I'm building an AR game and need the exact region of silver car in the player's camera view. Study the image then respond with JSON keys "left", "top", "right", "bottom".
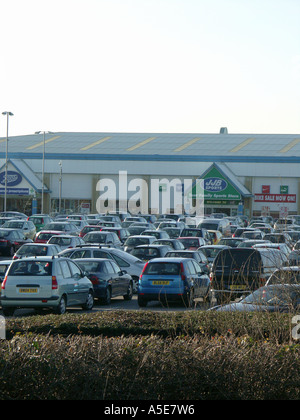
{"left": 0, "top": 256, "right": 94, "bottom": 316}
{"left": 59, "top": 246, "right": 145, "bottom": 292}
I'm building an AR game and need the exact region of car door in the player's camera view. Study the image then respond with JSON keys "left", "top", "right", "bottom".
{"left": 106, "top": 260, "right": 122, "bottom": 297}
{"left": 192, "top": 260, "right": 210, "bottom": 297}
{"left": 68, "top": 260, "right": 88, "bottom": 304}
{"left": 58, "top": 260, "right": 76, "bottom": 306}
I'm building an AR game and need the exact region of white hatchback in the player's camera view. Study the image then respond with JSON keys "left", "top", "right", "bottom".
{"left": 0, "top": 256, "right": 94, "bottom": 316}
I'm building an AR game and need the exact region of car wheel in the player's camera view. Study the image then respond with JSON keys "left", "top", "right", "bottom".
{"left": 103, "top": 287, "right": 111, "bottom": 305}
{"left": 55, "top": 296, "right": 67, "bottom": 315}
{"left": 82, "top": 290, "right": 94, "bottom": 310}
{"left": 123, "top": 282, "right": 133, "bottom": 301}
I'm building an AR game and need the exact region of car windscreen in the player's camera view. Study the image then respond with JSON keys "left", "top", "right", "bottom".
{"left": 144, "top": 262, "right": 181, "bottom": 275}
{"left": 125, "top": 237, "right": 150, "bottom": 246}
{"left": 8, "top": 261, "right": 52, "bottom": 276}
{"left": 131, "top": 248, "right": 160, "bottom": 259}
{"left": 198, "top": 223, "right": 218, "bottom": 230}
{"left": 84, "top": 233, "right": 108, "bottom": 242}
{"left": 50, "top": 237, "right": 72, "bottom": 246}
{"left": 179, "top": 238, "right": 200, "bottom": 248}
{"left": 214, "top": 250, "right": 260, "bottom": 271}
{"left": 17, "top": 245, "right": 48, "bottom": 256}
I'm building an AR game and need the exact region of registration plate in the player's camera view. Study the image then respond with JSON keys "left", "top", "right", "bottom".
{"left": 152, "top": 281, "right": 170, "bottom": 285}
{"left": 229, "top": 285, "right": 247, "bottom": 290}
{"left": 19, "top": 288, "right": 38, "bottom": 293}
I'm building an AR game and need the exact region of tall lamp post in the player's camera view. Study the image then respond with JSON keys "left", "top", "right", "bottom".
{"left": 2, "top": 112, "right": 14, "bottom": 212}
{"left": 35, "top": 131, "right": 53, "bottom": 214}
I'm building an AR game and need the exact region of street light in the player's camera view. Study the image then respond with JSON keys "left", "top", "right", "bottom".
{"left": 58, "top": 160, "right": 62, "bottom": 213}
{"left": 35, "top": 131, "right": 53, "bottom": 214}
{"left": 2, "top": 111, "right": 14, "bottom": 212}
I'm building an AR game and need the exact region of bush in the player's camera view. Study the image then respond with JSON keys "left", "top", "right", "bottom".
{"left": 0, "top": 311, "right": 299, "bottom": 399}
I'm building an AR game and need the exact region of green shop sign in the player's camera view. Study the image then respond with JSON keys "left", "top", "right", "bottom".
{"left": 187, "top": 166, "right": 241, "bottom": 203}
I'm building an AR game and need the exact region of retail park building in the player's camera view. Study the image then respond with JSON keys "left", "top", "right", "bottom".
{"left": 1, "top": 128, "right": 300, "bottom": 218}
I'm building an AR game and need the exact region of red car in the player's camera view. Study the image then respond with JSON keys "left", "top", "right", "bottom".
{"left": 35, "top": 230, "right": 65, "bottom": 244}
{"left": 178, "top": 236, "right": 206, "bottom": 250}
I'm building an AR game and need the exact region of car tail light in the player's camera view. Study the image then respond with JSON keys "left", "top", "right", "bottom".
{"left": 1, "top": 275, "right": 7, "bottom": 290}
{"left": 180, "top": 262, "right": 186, "bottom": 281}
{"left": 139, "top": 262, "right": 148, "bottom": 281}
{"left": 89, "top": 275, "right": 100, "bottom": 285}
{"left": 209, "top": 272, "right": 213, "bottom": 282}
{"left": 52, "top": 276, "right": 58, "bottom": 290}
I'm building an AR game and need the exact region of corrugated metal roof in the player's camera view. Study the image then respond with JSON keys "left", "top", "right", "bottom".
{"left": 1, "top": 132, "right": 300, "bottom": 162}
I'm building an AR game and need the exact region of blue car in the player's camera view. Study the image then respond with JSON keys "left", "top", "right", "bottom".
{"left": 137, "top": 257, "right": 211, "bottom": 308}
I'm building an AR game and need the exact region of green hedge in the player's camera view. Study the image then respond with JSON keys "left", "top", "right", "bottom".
{"left": 0, "top": 311, "right": 299, "bottom": 400}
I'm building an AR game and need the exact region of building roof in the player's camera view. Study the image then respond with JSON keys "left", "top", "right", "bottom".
{"left": 1, "top": 131, "right": 300, "bottom": 163}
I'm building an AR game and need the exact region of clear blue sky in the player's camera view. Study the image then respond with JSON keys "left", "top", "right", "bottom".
{"left": 1, "top": 0, "right": 299, "bottom": 136}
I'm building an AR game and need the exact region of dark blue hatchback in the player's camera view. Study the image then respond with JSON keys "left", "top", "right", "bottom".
{"left": 137, "top": 257, "right": 211, "bottom": 307}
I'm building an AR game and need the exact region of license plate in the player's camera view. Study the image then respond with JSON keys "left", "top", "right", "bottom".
{"left": 152, "top": 281, "right": 170, "bottom": 285}
{"left": 229, "top": 285, "right": 247, "bottom": 290}
{"left": 19, "top": 288, "right": 38, "bottom": 293}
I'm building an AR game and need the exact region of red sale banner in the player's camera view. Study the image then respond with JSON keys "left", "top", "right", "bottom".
{"left": 254, "top": 194, "right": 296, "bottom": 203}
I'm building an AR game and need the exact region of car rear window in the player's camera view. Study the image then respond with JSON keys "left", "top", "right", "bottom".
{"left": 8, "top": 261, "right": 52, "bottom": 276}
{"left": 131, "top": 248, "right": 160, "bottom": 259}
{"left": 18, "top": 245, "right": 48, "bottom": 256}
{"left": 144, "top": 262, "right": 181, "bottom": 275}
{"left": 214, "top": 249, "right": 261, "bottom": 270}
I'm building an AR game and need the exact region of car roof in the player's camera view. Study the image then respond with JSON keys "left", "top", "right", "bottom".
{"left": 147, "top": 257, "right": 194, "bottom": 263}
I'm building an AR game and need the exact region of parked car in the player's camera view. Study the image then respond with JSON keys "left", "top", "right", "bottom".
{"left": 2, "top": 219, "right": 36, "bottom": 240}
{"left": 252, "top": 243, "right": 292, "bottom": 258}
{"left": 74, "top": 258, "right": 133, "bottom": 304}
{"left": 47, "top": 235, "right": 85, "bottom": 250}
{"left": 130, "top": 244, "right": 173, "bottom": 261}
{"left": 178, "top": 237, "right": 206, "bottom": 250}
{"left": 288, "top": 251, "right": 300, "bottom": 266}
{"left": 207, "top": 230, "right": 223, "bottom": 245}
{"left": 0, "top": 228, "right": 33, "bottom": 256}
{"left": 210, "top": 247, "right": 288, "bottom": 304}
{"left": 0, "top": 211, "right": 27, "bottom": 219}
{"left": 83, "top": 231, "right": 122, "bottom": 248}
{"left": 35, "top": 230, "right": 66, "bottom": 244}
{"left": 218, "top": 237, "right": 246, "bottom": 248}
{"left": 43, "top": 222, "right": 80, "bottom": 236}
{"left": 152, "top": 239, "right": 185, "bottom": 250}
{"left": 197, "top": 218, "right": 231, "bottom": 237}
{"left": 180, "top": 228, "right": 211, "bottom": 244}
{"left": 123, "top": 235, "right": 156, "bottom": 253}
{"left": 28, "top": 214, "right": 53, "bottom": 232}
{"left": 141, "top": 230, "right": 170, "bottom": 240}
{"left": 127, "top": 226, "right": 147, "bottom": 236}
{"left": 263, "top": 232, "right": 293, "bottom": 247}
{"left": 59, "top": 245, "right": 145, "bottom": 292}
{"left": 266, "top": 266, "right": 300, "bottom": 285}
{"left": 165, "top": 249, "right": 210, "bottom": 274}
{"left": 99, "top": 227, "right": 131, "bottom": 244}
{"left": 79, "top": 225, "right": 105, "bottom": 238}
{"left": 240, "top": 230, "right": 265, "bottom": 240}
{"left": 13, "top": 243, "right": 62, "bottom": 259}
{"left": 0, "top": 256, "right": 94, "bottom": 316}
{"left": 199, "top": 245, "right": 231, "bottom": 265}
{"left": 137, "top": 257, "right": 211, "bottom": 307}
{"left": 161, "top": 227, "right": 183, "bottom": 239}
{"left": 210, "top": 285, "right": 300, "bottom": 312}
